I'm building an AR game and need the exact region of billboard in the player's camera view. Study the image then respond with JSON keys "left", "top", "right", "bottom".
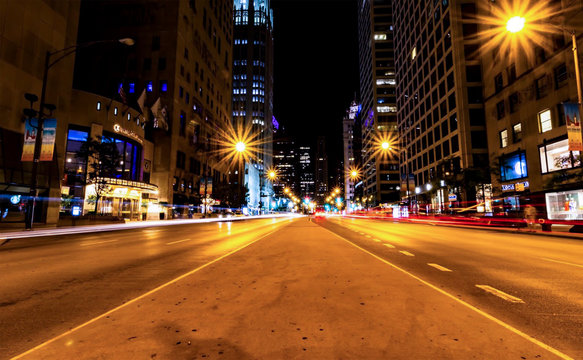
{"left": 564, "top": 102, "right": 582, "bottom": 151}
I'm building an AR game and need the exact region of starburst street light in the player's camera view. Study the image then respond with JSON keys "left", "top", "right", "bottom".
{"left": 506, "top": 16, "right": 525, "bottom": 33}
{"left": 235, "top": 141, "right": 246, "bottom": 153}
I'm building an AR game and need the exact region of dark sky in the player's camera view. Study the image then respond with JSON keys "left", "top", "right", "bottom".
{"left": 271, "top": 0, "right": 359, "bottom": 172}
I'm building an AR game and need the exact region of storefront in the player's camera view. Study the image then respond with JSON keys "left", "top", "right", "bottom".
{"left": 84, "top": 177, "right": 159, "bottom": 220}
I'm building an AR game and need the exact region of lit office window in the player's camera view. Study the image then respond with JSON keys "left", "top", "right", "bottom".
{"left": 96, "top": 101, "right": 101, "bottom": 111}
{"left": 539, "top": 109, "right": 552, "bottom": 133}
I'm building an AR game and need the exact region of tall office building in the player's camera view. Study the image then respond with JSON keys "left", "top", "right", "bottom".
{"left": 343, "top": 101, "right": 360, "bottom": 210}
{"left": 273, "top": 136, "right": 296, "bottom": 196}
{"left": 393, "top": 0, "right": 489, "bottom": 212}
{"left": 315, "top": 136, "right": 328, "bottom": 201}
{"left": 357, "top": 0, "right": 400, "bottom": 206}
{"left": 74, "top": 0, "right": 234, "bottom": 217}
{"left": 298, "top": 145, "right": 315, "bottom": 200}
{"left": 0, "top": 1, "right": 81, "bottom": 226}
{"left": 233, "top": 0, "right": 274, "bottom": 213}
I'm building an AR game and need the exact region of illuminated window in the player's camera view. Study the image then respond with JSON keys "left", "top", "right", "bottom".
{"left": 538, "top": 109, "right": 552, "bottom": 133}
{"left": 377, "top": 105, "right": 397, "bottom": 113}
{"left": 374, "top": 33, "right": 387, "bottom": 41}
{"left": 147, "top": 81, "right": 153, "bottom": 92}
{"left": 499, "top": 129, "right": 508, "bottom": 148}
{"left": 114, "top": 107, "right": 118, "bottom": 116}
{"left": 411, "top": 47, "right": 417, "bottom": 60}
{"left": 540, "top": 138, "right": 581, "bottom": 173}
{"left": 96, "top": 101, "right": 101, "bottom": 111}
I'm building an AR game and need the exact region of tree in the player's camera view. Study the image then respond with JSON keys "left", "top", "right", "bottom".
{"left": 213, "top": 181, "right": 248, "bottom": 209}
{"left": 76, "top": 137, "right": 122, "bottom": 215}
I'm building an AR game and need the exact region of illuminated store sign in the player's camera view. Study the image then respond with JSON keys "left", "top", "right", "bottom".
{"left": 113, "top": 124, "right": 143, "bottom": 144}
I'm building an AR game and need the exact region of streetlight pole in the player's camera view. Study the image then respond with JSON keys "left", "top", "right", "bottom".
{"left": 572, "top": 32, "right": 583, "bottom": 111}
{"left": 24, "top": 38, "right": 134, "bottom": 230}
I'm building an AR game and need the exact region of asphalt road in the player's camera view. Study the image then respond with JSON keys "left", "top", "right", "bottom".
{"left": 319, "top": 215, "right": 583, "bottom": 358}
{"left": 0, "top": 217, "right": 293, "bottom": 359}
{"left": 2, "top": 215, "right": 582, "bottom": 359}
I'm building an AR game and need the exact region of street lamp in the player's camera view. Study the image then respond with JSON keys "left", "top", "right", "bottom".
{"left": 25, "top": 38, "right": 134, "bottom": 230}
{"left": 506, "top": 16, "right": 525, "bottom": 33}
{"left": 381, "top": 141, "right": 390, "bottom": 150}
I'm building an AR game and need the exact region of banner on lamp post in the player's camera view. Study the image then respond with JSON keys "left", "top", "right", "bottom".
{"left": 21, "top": 119, "right": 38, "bottom": 161}
{"left": 40, "top": 118, "right": 56, "bottom": 161}
{"left": 199, "top": 177, "right": 212, "bottom": 196}
{"left": 564, "top": 103, "right": 583, "bottom": 151}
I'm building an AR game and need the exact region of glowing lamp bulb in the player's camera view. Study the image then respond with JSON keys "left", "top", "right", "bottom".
{"left": 235, "top": 141, "right": 246, "bottom": 152}
{"left": 351, "top": 171, "right": 358, "bottom": 177}
{"left": 381, "top": 142, "right": 390, "bottom": 150}
{"left": 506, "top": 16, "right": 525, "bottom": 33}
{"left": 269, "top": 171, "right": 276, "bottom": 178}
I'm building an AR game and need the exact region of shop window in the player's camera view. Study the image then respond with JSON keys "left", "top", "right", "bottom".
{"left": 546, "top": 190, "right": 583, "bottom": 220}
{"left": 538, "top": 109, "right": 552, "bottom": 133}
{"left": 539, "top": 138, "right": 581, "bottom": 173}
{"left": 500, "top": 151, "right": 527, "bottom": 181}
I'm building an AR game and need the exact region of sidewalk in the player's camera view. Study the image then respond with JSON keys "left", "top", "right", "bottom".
{"left": 13, "top": 218, "right": 570, "bottom": 359}
{"left": 0, "top": 214, "right": 300, "bottom": 241}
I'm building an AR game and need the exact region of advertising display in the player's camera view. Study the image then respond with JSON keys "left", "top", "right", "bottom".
{"left": 564, "top": 102, "right": 582, "bottom": 151}
{"left": 21, "top": 119, "right": 38, "bottom": 161}
{"left": 40, "top": 118, "right": 57, "bottom": 161}
{"left": 546, "top": 189, "right": 583, "bottom": 220}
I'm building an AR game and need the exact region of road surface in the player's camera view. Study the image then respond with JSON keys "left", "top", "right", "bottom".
{"left": 1, "top": 215, "right": 581, "bottom": 359}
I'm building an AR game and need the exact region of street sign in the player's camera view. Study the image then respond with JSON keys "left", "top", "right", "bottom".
{"left": 448, "top": 194, "right": 457, "bottom": 201}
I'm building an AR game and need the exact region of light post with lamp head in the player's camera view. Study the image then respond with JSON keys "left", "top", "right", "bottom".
{"left": 24, "top": 38, "right": 134, "bottom": 230}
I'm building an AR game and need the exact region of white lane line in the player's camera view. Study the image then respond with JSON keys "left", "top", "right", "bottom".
{"left": 427, "top": 263, "right": 452, "bottom": 272}
{"left": 541, "top": 257, "right": 583, "bottom": 269}
{"left": 373, "top": 238, "right": 382, "bottom": 243}
{"left": 80, "top": 239, "right": 118, "bottom": 247}
{"left": 399, "top": 250, "right": 415, "bottom": 256}
{"left": 476, "top": 285, "right": 525, "bottom": 304}
{"left": 383, "top": 243, "right": 395, "bottom": 248}
{"left": 365, "top": 235, "right": 372, "bottom": 238}
{"left": 359, "top": 232, "right": 365, "bottom": 235}
{"left": 166, "top": 238, "right": 192, "bottom": 245}
{"left": 11, "top": 226, "right": 284, "bottom": 360}
{"left": 321, "top": 228, "right": 573, "bottom": 360}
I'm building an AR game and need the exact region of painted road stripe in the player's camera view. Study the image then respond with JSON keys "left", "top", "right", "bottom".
{"left": 541, "top": 257, "right": 583, "bottom": 269}
{"left": 321, "top": 227, "right": 574, "bottom": 360}
{"left": 383, "top": 243, "right": 395, "bottom": 248}
{"left": 476, "top": 285, "right": 525, "bottom": 304}
{"left": 373, "top": 238, "right": 382, "bottom": 242}
{"left": 399, "top": 250, "right": 414, "bottom": 256}
{"left": 80, "top": 239, "right": 118, "bottom": 247}
{"left": 11, "top": 226, "right": 285, "bottom": 360}
{"left": 166, "top": 238, "right": 193, "bottom": 245}
{"left": 427, "top": 263, "right": 452, "bottom": 272}
{"left": 365, "top": 235, "right": 372, "bottom": 238}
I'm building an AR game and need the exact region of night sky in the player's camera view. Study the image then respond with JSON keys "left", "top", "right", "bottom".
{"left": 271, "top": 0, "right": 359, "bottom": 173}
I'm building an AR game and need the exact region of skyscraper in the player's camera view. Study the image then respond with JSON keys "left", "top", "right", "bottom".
{"left": 273, "top": 135, "right": 296, "bottom": 197}
{"left": 393, "top": 0, "right": 489, "bottom": 213}
{"left": 298, "top": 145, "right": 315, "bottom": 200}
{"left": 358, "top": 0, "right": 400, "bottom": 207}
{"left": 233, "top": 0, "right": 274, "bottom": 213}
{"left": 343, "top": 101, "right": 360, "bottom": 210}
{"left": 315, "top": 136, "right": 328, "bottom": 201}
